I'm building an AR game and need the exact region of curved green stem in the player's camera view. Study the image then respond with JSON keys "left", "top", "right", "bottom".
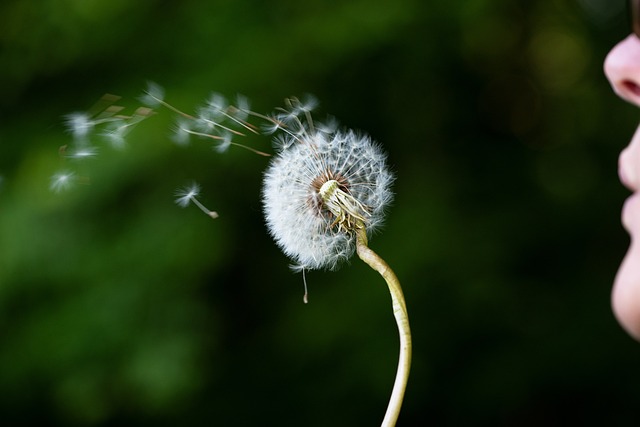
{"left": 355, "top": 227, "right": 411, "bottom": 427}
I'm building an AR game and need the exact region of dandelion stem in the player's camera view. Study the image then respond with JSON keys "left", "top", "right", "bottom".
{"left": 155, "top": 97, "right": 196, "bottom": 119}
{"left": 355, "top": 226, "right": 411, "bottom": 427}
{"left": 231, "top": 142, "right": 271, "bottom": 157}
{"left": 302, "top": 267, "right": 309, "bottom": 304}
{"left": 183, "top": 129, "right": 271, "bottom": 157}
{"left": 222, "top": 110, "right": 260, "bottom": 134}
{"left": 190, "top": 196, "right": 219, "bottom": 219}
{"left": 228, "top": 143, "right": 271, "bottom": 157}
{"left": 199, "top": 118, "right": 247, "bottom": 136}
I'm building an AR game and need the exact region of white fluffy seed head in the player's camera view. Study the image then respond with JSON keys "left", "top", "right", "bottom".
{"left": 262, "top": 129, "right": 394, "bottom": 271}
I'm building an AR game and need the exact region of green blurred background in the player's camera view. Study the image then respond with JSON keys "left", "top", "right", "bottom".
{"left": 1, "top": 0, "right": 639, "bottom": 425}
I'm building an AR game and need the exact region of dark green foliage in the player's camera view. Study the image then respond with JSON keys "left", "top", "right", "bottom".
{"left": 1, "top": 0, "right": 639, "bottom": 425}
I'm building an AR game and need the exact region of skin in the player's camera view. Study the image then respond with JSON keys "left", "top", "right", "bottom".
{"left": 605, "top": 34, "right": 640, "bottom": 340}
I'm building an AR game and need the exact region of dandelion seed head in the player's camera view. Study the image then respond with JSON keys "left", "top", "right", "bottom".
{"left": 262, "top": 129, "right": 394, "bottom": 271}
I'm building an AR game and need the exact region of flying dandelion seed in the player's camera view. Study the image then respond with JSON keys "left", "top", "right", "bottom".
{"left": 175, "top": 182, "right": 218, "bottom": 219}
{"left": 49, "top": 171, "right": 76, "bottom": 193}
{"left": 64, "top": 112, "right": 94, "bottom": 139}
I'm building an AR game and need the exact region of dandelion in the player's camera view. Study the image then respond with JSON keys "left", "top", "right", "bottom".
{"left": 53, "top": 88, "right": 412, "bottom": 425}
{"left": 261, "top": 106, "right": 410, "bottom": 426}
{"left": 262, "top": 129, "right": 394, "bottom": 270}
{"left": 174, "top": 182, "right": 218, "bottom": 219}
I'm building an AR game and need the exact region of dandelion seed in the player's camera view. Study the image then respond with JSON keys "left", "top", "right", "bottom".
{"left": 288, "top": 264, "right": 310, "bottom": 302}
{"left": 206, "top": 92, "right": 228, "bottom": 115}
{"left": 68, "top": 146, "right": 99, "bottom": 159}
{"left": 139, "top": 81, "right": 165, "bottom": 108}
{"left": 272, "top": 133, "right": 293, "bottom": 150}
{"left": 50, "top": 171, "right": 76, "bottom": 192}
{"left": 214, "top": 133, "right": 232, "bottom": 153}
{"left": 64, "top": 112, "right": 94, "bottom": 139}
{"left": 295, "top": 94, "right": 319, "bottom": 114}
{"left": 175, "top": 182, "right": 200, "bottom": 207}
{"left": 261, "top": 114, "right": 285, "bottom": 135}
{"left": 175, "top": 183, "right": 218, "bottom": 219}
{"left": 233, "top": 94, "right": 251, "bottom": 121}
{"left": 196, "top": 111, "right": 246, "bottom": 137}
{"left": 171, "top": 119, "right": 193, "bottom": 145}
{"left": 316, "top": 116, "right": 339, "bottom": 135}
{"left": 276, "top": 110, "right": 305, "bottom": 132}
{"left": 101, "top": 120, "right": 128, "bottom": 149}
{"left": 262, "top": 128, "right": 394, "bottom": 271}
